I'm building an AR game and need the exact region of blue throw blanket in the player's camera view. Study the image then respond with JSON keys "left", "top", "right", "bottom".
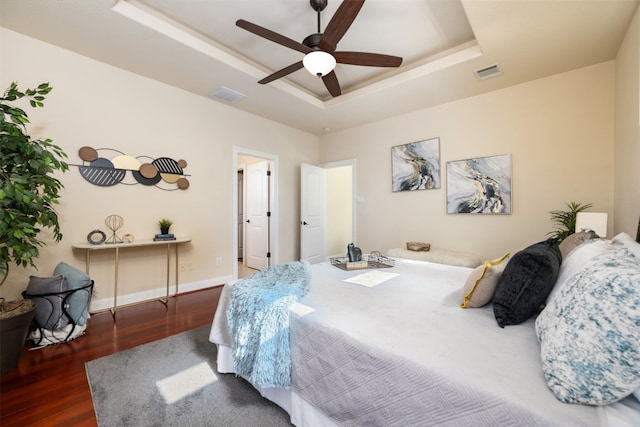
{"left": 227, "top": 260, "right": 311, "bottom": 388}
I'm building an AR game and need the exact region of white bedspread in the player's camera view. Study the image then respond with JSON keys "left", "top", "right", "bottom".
{"left": 212, "top": 259, "right": 640, "bottom": 426}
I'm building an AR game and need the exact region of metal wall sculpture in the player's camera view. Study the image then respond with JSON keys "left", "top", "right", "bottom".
{"left": 75, "top": 146, "right": 190, "bottom": 191}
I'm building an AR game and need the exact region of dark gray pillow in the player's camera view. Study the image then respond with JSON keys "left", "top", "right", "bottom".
{"left": 25, "top": 275, "right": 70, "bottom": 330}
{"left": 493, "top": 239, "right": 562, "bottom": 327}
{"left": 53, "top": 262, "right": 93, "bottom": 326}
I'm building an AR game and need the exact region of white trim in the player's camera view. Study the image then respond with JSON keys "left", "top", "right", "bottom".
{"left": 112, "top": 0, "right": 479, "bottom": 109}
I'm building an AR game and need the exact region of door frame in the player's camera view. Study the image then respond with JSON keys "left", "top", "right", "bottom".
{"left": 232, "top": 146, "right": 279, "bottom": 280}
{"left": 237, "top": 164, "right": 246, "bottom": 261}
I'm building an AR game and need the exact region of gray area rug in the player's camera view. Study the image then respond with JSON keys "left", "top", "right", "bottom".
{"left": 85, "top": 325, "right": 292, "bottom": 426}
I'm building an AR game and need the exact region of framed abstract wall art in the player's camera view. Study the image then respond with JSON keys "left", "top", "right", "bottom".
{"left": 391, "top": 137, "right": 440, "bottom": 192}
{"left": 446, "top": 154, "right": 512, "bottom": 214}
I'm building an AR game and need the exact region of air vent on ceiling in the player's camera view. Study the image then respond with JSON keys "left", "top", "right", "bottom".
{"left": 209, "top": 86, "right": 246, "bottom": 103}
{"left": 474, "top": 64, "right": 503, "bottom": 81}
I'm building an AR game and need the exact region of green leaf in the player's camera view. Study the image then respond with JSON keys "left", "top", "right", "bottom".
{"left": 0, "top": 82, "right": 66, "bottom": 279}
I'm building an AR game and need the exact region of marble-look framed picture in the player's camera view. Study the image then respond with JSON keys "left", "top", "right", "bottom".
{"left": 446, "top": 154, "right": 512, "bottom": 214}
{"left": 391, "top": 137, "right": 440, "bottom": 192}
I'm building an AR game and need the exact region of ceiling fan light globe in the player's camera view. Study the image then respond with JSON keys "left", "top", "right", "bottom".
{"left": 303, "top": 51, "right": 336, "bottom": 77}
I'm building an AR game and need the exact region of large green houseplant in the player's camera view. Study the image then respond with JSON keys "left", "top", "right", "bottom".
{"left": 547, "top": 201, "right": 593, "bottom": 243}
{"left": 0, "top": 82, "right": 68, "bottom": 374}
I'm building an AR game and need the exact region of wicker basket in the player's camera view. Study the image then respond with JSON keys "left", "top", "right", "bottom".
{"left": 406, "top": 241, "right": 431, "bottom": 252}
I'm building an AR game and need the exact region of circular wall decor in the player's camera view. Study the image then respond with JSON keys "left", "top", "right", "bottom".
{"left": 74, "top": 147, "right": 190, "bottom": 190}
{"left": 87, "top": 229, "right": 107, "bottom": 245}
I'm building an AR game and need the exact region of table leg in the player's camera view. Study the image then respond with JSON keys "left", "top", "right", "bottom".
{"left": 111, "top": 247, "right": 119, "bottom": 317}
{"left": 159, "top": 243, "right": 170, "bottom": 306}
{"left": 174, "top": 243, "right": 179, "bottom": 296}
{"left": 84, "top": 249, "right": 92, "bottom": 275}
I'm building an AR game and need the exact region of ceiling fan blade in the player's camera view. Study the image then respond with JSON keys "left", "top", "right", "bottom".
{"left": 322, "top": 71, "right": 342, "bottom": 97}
{"left": 236, "top": 19, "right": 312, "bottom": 55}
{"left": 333, "top": 51, "right": 402, "bottom": 67}
{"left": 258, "top": 61, "right": 304, "bottom": 84}
{"left": 318, "top": 0, "right": 365, "bottom": 52}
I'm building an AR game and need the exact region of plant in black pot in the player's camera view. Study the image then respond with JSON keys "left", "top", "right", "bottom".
{"left": 0, "top": 82, "right": 68, "bottom": 375}
{"left": 158, "top": 218, "right": 173, "bottom": 235}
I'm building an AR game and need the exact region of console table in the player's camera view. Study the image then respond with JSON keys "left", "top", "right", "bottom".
{"left": 72, "top": 237, "right": 191, "bottom": 315}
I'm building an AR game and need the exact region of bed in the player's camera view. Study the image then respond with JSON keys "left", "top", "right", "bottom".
{"left": 210, "top": 233, "right": 640, "bottom": 427}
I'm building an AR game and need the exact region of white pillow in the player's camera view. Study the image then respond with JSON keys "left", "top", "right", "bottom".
{"left": 611, "top": 232, "right": 640, "bottom": 259}
{"left": 535, "top": 247, "right": 640, "bottom": 404}
{"left": 546, "top": 239, "right": 616, "bottom": 304}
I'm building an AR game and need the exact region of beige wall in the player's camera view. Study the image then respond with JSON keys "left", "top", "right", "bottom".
{"left": 0, "top": 28, "right": 319, "bottom": 305}
{"left": 614, "top": 6, "right": 640, "bottom": 238}
{"left": 2, "top": 14, "right": 638, "bottom": 304}
{"left": 319, "top": 62, "right": 616, "bottom": 260}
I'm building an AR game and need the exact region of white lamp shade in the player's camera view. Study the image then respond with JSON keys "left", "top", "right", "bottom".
{"left": 302, "top": 51, "right": 336, "bottom": 77}
{"left": 575, "top": 212, "right": 608, "bottom": 237}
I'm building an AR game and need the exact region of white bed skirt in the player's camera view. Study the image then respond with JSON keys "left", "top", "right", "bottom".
{"left": 215, "top": 344, "right": 339, "bottom": 427}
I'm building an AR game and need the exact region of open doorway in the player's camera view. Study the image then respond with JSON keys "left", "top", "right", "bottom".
{"left": 300, "top": 159, "right": 356, "bottom": 263}
{"left": 232, "top": 147, "right": 278, "bottom": 280}
{"left": 323, "top": 159, "right": 356, "bottom": 257}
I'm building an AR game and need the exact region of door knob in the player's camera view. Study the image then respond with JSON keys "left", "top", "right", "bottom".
{"left": 246, "top": 219, "right": 251, "bottom": 223}
{"left": 302, "top": 221, "right": 308, "bottom": 225}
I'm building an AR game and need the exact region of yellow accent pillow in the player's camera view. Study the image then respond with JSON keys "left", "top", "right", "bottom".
{"left": 460, "top": 253, "right": 510, "bottom": 308}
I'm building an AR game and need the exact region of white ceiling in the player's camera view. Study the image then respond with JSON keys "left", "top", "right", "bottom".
{"left": 1, "top": 0, "right": 637, "bottom": 135}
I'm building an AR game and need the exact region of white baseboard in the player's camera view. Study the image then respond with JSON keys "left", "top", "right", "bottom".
{"left": 89, "top": 275, "right": 232, "bottom": 313}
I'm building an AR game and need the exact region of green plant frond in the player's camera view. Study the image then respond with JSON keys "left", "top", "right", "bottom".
{"left": 547, "top": 201, "right": 594, "bottom": 243}
{"left": 0, "top": 82, "right": 66, "bottom": 284}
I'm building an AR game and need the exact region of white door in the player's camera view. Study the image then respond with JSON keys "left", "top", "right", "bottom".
{"left": 245, "top": 161, "right": 269, "bottom": 270}
{"left": 300, "top": 163, "right": 326, "bottom": 264}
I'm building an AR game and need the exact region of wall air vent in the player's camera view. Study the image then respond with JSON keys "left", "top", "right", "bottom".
{"left": 209, "top": 86, "right": 246, "bottom": 103}
{"left": 474, "top": 64, "right": 503, "bottom": 81}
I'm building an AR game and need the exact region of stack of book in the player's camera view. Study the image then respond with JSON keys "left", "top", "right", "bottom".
{"left": 153, "top": 233, "right": 176, "bottom": 241}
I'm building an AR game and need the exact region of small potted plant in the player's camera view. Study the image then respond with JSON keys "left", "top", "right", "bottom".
{"left": 1, "top": 82, "right": 68, "bottom": 375}
{"left": 158, "top": 218, "right": 173, "bottom": 235}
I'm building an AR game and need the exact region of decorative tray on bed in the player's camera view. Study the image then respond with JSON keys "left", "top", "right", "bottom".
{"left": 330, "top": 251, "right": 395, "bottom": 270}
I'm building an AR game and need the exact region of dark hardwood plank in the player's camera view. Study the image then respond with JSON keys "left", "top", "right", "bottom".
{"left": 0, "top": 286, "right": 223, "bottom": 427}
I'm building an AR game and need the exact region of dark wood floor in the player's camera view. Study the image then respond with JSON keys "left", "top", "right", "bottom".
{"left": 0, "top": 286, "right": 223, "bottom": 427}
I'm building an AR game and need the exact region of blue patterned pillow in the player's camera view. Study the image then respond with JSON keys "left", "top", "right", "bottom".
{"left": 535, "top": 247, "right": 640, "bottom": 404}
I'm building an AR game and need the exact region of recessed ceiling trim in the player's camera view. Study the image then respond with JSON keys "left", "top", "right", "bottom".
{"left": 112, "top": 0, "right": 481, "bottom": 111}
{"left": 325, "top": 42, "right": 483, "bottom": 106}
{"left": 112, "top": 0, "right": 325, "bottom": 108}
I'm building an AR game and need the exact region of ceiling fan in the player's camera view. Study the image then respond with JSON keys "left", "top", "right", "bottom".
{"left": 236, "top": 0, "right": 403, "bottom": 97}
